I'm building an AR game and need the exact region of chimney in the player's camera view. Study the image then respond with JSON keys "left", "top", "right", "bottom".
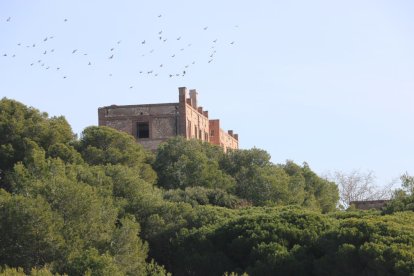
{"left": 228, "top": 130, "right": 233, "bottom": 137}
{"left": 178, "top": 87, "right": 188, "bottom": 104}
{"left": 203, "top": 110, "right": 209, "bottom": 118}
{"left": 186, "top": 98, "right": 192, "bottom": 106}
{"left": 234, "top": 134, "right": 238, "bottom": 141}
{"left": 189, "top": 89, "right": 198, "bottom": 109}
{"left": 198, "top": 106, "right": 203, "bottom": 114}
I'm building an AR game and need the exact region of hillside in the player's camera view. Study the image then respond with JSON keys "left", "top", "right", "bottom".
{"left": 1, "top": 98, "right": 413, "bottom": 275}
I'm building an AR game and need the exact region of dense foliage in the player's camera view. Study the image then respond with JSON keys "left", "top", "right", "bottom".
{"left": 1, "top": 98, "right": 413, "bottom": 275}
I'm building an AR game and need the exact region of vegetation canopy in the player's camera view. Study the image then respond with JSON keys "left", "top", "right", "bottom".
{"left": 0, "top": 98, "right": 413, "bottom": 275}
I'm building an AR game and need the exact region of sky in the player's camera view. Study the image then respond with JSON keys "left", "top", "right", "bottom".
{"left": 1, "top": 0, "right": 414, "bottom": 187}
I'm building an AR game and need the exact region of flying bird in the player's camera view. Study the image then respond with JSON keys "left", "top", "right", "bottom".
{"left": 117, "top": 40, "right": 121, "bottom": 44}
{"left": 64, "top": 19, "right": 68, "bottom": 22}
{"left": 43, "top": 37, "right": 48, "bottom": 42}
{"left": 6, "top": 17, "right": 11, "bottom": 22}
{"left": 158, "top": 14, "right": 162, "bottom": 18}
{"left": 158, "top": 30, "right": 162, "bottom": 35}
{"left": 88, "top": 62, "right": 92, "bottom": 65}
{"left": 72, "top": 49, "right": 77, "bottom": 54}
{"left": 43, "top": 51, "right": 47, "bottom": 55}
{"left": 163, "top": 39, "right": 167, "bottom": 42}
{"left": 176, "top": 36, "right": 181, "bottom": 40}
{"left": 160, "top": 64, "right": 163, "bottom": 67}
{"left": 110, "top": 48, "right": 114, "bottom": 51}
{"left": 171, "top": 54, "right": 175, "bottom": 58}
{"left": 230, "top": 41, "right": 235, "bottom": 45}
{"left": 17, "top": 43, "right": 21, "bottom": 46}
{"left": 208, "top": 59, "right": 213, "bottom": 63}
{"left": 108, "top": 54, "right": 114, "bottom": 59}
{"left": 213, "top": 39, "right": 217, "bottom": 43}
{"left": 141, "top": 40, "right": 146, "bottom": 44}
{"left": 63, "top": 76, "right": 67, "bottom": 79}
{"left": 203, "top": 26, "right": 208, "bottom": 30}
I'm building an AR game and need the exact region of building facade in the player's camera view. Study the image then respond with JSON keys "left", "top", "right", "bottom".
{"left": 98, "top": 87, "right": 239, "bottom": 151}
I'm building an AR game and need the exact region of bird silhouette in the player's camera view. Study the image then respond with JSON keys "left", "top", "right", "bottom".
{"left": 141, "top": 40, "right": 146, "bottom": 44}
{"left": 158, "top": 14, "right": 162, "bottom": 18}
{"left": 208, "top": 59, "right": 213, "bottom": 63}
{"left": 110, "top": 48, "right": 114, "bottom": 51}
{"left": 6, "top": 17, "right": 11, "bottom": 22}
{"left": 160, "top": 64, "right": 163, "bottom": 67}
{"left": 203, "top": 26, "right": 208, "bottom": 30}
{"left": 158, "top": 31, "right": 162, "bottom": 35}
{"left": 88, "top": 62, "right": 92, "bottom": 65}
{"left": 117, "top": 40, "right": 121, "bottom": 44}
{"left": 213, "top": 39, "right": 217, "bottom": 43}
{"left": 108, "top": 54, "right": 114, "bottom": 59}
{"left": 72, "top": 49, "right": 77, "bottom": 54}
{"left": 43, "top": 51, "right": 47, "bottom": 55}
{"left": 177, "top": 36, "right": 181, "bottom": 40}
{"left": 43, "top": 37, "right": 48, "bottom": 42}
{"left": 17, "top": 43, "right": 21, "bottom": 46}
{"left": 64, "top": 19, "right": 68, "bottom": 22}
{"left": 230, "top": 41, "right": 235, "bottom": 45}
{"left": 171, "top": 54, "right": 175, "bottom": 58}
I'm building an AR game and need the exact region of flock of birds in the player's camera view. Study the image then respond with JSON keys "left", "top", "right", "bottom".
{"left": 1, "top": 14, "right": 238, "bottom": 89}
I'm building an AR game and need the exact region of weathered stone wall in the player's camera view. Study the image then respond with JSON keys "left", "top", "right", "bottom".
{"left": 98, "top": 103, "right": 179, "bottom": 150}
{"left": 350, "top": 200, "right": 390, "bottom": 210}
{"left": 98, "top": 87, "right": 239, "bottom": 152}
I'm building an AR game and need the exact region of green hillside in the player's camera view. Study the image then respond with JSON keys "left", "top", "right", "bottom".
{"left": 1, "top": 98, "right": 413, "bottom": 275}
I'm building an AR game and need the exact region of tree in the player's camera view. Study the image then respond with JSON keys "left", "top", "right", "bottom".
{"left": 0, "top": 98, "right": 74, "bottom": 187}
{"left": 76, "top": 126, "right": 157, "bottom": 184}
{"left": 329, "top": 170, "right": 393, "bottom": 209}
{"left": 153, "top": 137, "right": 234, "bottom": 191}
{"left": 0, "top": 190, "right": 64, "bottom": 272}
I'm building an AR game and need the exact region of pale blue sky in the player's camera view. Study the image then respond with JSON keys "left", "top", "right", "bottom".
{"left": 1, "top": 0, "right": 414, "bottom": 187}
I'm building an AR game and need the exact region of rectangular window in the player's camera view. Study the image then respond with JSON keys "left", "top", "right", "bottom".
{"left": 137, "top": 122, "right": 149, "bottom": 138}
{"left": 195, "top": 126, "right": 198, "bottom": 139}
{"left": 199, "top": 129, "right": 202, "bottom": 140}
{"left": 210, "top": 130, "right": 215, "bottom": 136}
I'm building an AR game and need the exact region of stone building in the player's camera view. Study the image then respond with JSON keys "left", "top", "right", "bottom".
{"left": 349, "top": 200, "right": 390, "bottom": 210}
{"left": 98, "top": 87, "right": 239, "bottom": 151}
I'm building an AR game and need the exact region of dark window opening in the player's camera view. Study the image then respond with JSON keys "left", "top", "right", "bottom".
{"left": 137, "top": 122, "right": 149, "bottom": 138}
